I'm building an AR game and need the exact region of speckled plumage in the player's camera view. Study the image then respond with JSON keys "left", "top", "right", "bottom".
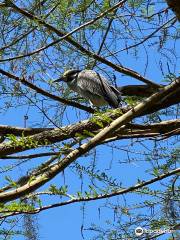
{"left": 56, "top": 69, "right": 121, "bottom": 108}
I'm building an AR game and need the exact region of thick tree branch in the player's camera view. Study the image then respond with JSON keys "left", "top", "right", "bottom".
{"left": 105, "top": 120, "right": 180, "bottom": 142}
{"left": 1, "top": 120, "right": 180, "bottom": 152}
{"left": 166, "top": 0, "right": 180, "bottom": 21}
{"left": 0, "top": 125, "right": 52, "bottom": 136}
{"left": 0, "top": 77, "right": 179, "bottom": 203}
{"left": 119, "top": 85, "right": 157, "bottom": 97}
{"left": 0, "top": 152, "right": 58, "bottom": 160}
{"left": 0, "top": 118, "right": 180, "bottom": 158}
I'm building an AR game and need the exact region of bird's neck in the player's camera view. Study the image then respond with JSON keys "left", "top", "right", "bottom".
{"left": 66, "top": 72, "right": 79, "bottom": 82}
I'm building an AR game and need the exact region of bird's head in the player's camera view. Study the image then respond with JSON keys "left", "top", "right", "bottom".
{"left": 54, "top": 69, "right": 81, "bottom": 83}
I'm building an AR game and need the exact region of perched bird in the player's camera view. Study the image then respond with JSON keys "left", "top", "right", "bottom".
{"left": 54, "top": 69, "right": 121, "bottom": 108}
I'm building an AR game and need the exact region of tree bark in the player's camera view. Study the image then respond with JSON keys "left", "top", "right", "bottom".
{"left": 166, "top": 0, "right": 180, "bottom": 21}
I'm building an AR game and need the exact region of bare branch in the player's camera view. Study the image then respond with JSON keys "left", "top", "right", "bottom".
{"left": 119, "top": 17, "right": 176, "bottom": 53}
{"left": 4, "top": 0, "right": 160, "bottom": 88}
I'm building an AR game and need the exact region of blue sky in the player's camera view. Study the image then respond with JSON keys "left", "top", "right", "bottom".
{"left": 0, "top": 1, "right": 180, "bottom": 239}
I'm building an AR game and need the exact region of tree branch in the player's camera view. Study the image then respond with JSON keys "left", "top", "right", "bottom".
{"left": 0, "top": 125, "right": 52, "bottom": 136}
{"left": 119, "top": 17, "right": 176, "bottom": 53}
{"left": 166, "top": 0, "right": 180, "bottom": 21}
{"left": 0, "top": 77, "right": 179, "bottom": 203}
{"left": 0, "top": 152, "right": 58, "bottom": 160}
{"left": 4, "top": 0, "right": 160, "bottom": 88}
{"left": 0, "top": 68, "right": 94, "bottom": 113}
{"left": 0, "top": 117, "right": 180, "bottom": 158}
{"left": 0, "top": 167, "right": 179, "bottom": 216}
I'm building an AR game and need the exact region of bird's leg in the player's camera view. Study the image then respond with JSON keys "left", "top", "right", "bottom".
{"left": 89, "top": 101, "right": 94, "bottom": 109}
{"left": 113, "top": 74, "right": 118, "bottom": 88}
{"left": 89, "top": 101, "right": 100, "bottom": 116}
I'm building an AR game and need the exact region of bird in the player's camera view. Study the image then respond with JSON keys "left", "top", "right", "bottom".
{"left": 54, "top": 69, "right": 121, "bottom": 108}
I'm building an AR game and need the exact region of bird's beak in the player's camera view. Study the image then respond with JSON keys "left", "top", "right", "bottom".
{"left": 53, "top": 76, "right": 65, "bottom": 83}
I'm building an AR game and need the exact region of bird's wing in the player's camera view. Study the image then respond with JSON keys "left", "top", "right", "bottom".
{"left": 77, "top": 70, "right": 120, "bottom": 108}
{"left": 110, "top": 85, "right": 121, "bottom": 102}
